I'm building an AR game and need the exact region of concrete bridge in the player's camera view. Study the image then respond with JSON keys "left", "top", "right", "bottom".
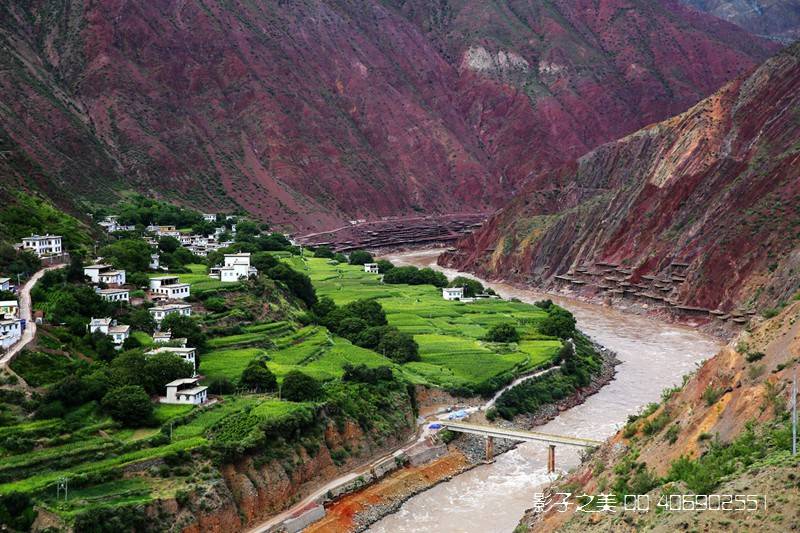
{"left": 440, "top": 421, "right": 603, "bottom": 473}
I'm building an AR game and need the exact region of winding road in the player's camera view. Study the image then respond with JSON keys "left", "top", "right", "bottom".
{"left": 0, "top": 265, "right": 64, "bottom": 367}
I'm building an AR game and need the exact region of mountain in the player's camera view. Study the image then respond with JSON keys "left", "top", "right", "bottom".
{"left": 522, "top": 298, "right": 800, "bottom": 532}
{"left": 0, "top": 1, "right": 778, "bottom": 231}
{"left": 442, "top": 43, "right": 800, "bottom": 314}
{"left": 680, "top": 0, "right": 800, "bottom": 42}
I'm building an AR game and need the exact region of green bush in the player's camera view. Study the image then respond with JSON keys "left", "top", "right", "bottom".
{"left": 281, "top": 371, "right": 323, "bottom": 402}
{"left": 101, "top": 385, "right": 154, "bottom": 427}
{"left": 240, "top": 360, "right": 277, "bottom": 392}
{"left": 484, "top": 323, "right": 520, "bottom": 343}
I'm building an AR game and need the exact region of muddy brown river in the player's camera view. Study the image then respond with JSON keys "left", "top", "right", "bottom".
{"left": 367, "top": 249, "right": 721, "bottom": 533}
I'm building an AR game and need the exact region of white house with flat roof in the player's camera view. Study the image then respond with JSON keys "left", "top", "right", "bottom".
{"left": 364, "top": 263, "right": 379, "bottom": 273}
{"left": 84, "top": 264, "right": 113, "bottom": 283}
{"left": 149, "top": 254, "right": 160, "bottom": 270}
{"left": 162, "top": 377, "right": 207, "bottom": 405}
{"left": 212, "top": 253, "right": 257, "bottom": 282}
{"left": 149, "top": 303, "right": 192, "bottom": 323}
{"left": 0, "top": 278, "right": 10, "bottom": 291}
{"left": 88, "top": 317, "right": 130, "bottom": 348}
{"left": 21, "top": 235, "right": 62, "bottom": 257}
{"left": 203, "top": 213, "right": 217, "bottom": 222}
{"left": 442, "top": 287, "right": 464, "bottom": 301}
{"left": 149, "top": 276, "right": 180, "bottom": 290}
{"left": 99, "top": 270, "right": 126, "bottom": 286}
{"left": 0, "top": 318, "right": 22, "bottom": 350}
{"left": 153, "top": 331, "right": 172, "bottom": 343}
{"left": 0, "top": 301, "right": 18, "bottom": 318}
{"left": 157, "top": 283, "right": 190, "bottom": 299}
{"left": 146, "top": 346, "right": 197, "bottom": 372}
{"left": 96, "top": 288, "right": 129, "bottom": 303}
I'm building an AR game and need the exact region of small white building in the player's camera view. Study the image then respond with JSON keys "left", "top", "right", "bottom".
{"left": 203, "top": 213, "right": 217, "bottom": 222}
{"left": 84, "top": 264, "right": 113, "bottom": 283}
{"left": 214, "top": 253, "right": 257, "bottom": 282}
{"left": 21, "top": 235, "right": 62, "bottom": 257}
{"left": 149, "top": 276, "right": 180, "bottom": 291}
{"left": 99, "top": 270, "right": 126, "bottom": 286}
{"left": 364, "top": 263, "right": 379, "bottom": 274}
{"left": 88, "top": 317, "right": 130, "bottom": 348}
{"left": 442, "top": 287, "right": 464, "bottom": 301}
{"left": 156, "top": 283, "right": 190, "bottom": 300}
{"left": 146, "top": 346, "right": 197, "bottom": 371}
{"left": 163, "top": 377, "right": 208, "bottom": 405}
{"left": 0, "top": 278, "right": 11, "bottom": 291}
{"left": 0, "top": 317, "right": 22, "bottom": 349}
{"left": 149, "top": 303, "right": 192, "bottom": 323}
{"left": 0, "top": 301, "right": 19, "bottom": 318}
{"left": 96, "top": 288, "right": 130, "bottom": 303}
{"left": 149, "top": 254, "right": 160, "bottom": 270}
{"left": 153, "top": 330, "right": 172, "bottom": 343}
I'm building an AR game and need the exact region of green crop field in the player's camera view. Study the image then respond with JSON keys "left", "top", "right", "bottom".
{"left": 286, "top": 257, "right": 562, "bottom": 390}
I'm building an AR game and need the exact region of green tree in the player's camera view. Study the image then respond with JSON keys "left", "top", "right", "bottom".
{"left": 100, "top": 239, "right": 153, "bottom": 272}
{"left": 449, "top": 276, "right": 484, "bottom": 297}
{"left": 161, "top": 314, "right": 207, "bottom": 349}
{"left": 281, "top": 370, "right": 324, "bottom": 401}
{"left": 158, "top": 236, "right": 180, "bottom": 254}
{"left": 251, "top": 251, "right": 278, "bottom": 272}
{"left": 377, "top": 329, "right": 420, "bottom": 363}
{"left": 208, "top": 377, "right": 235, "bottom": 395}
{"left": 376, "top": 259, "right": 394, "bottom": 273}
{"left": 127, "top": 271, "right": 151, "bottom": 288}
{"left": 485, "top": 323, "right": 520, "bottom": 343}
{"left": 333, "top": 252, "right": 348, "bottom": 263}
{"left": 142, "top": 354, "right": 193, "bottom": 395}
{"left": 267, "top": 264, "right": 317, "bottom": 307}
{"left": 539, "top": 308, "right": 576, "bottom": 339}
{"left": 348, "top": 250, "right": 373, "bottom": 265}
{"left": 313, "top": 246, "right": 334, "bottom": 258}
{"left": 337, "top": 317, "right": 368, "bottom": 340}
{"left": 101, "top": 385, "right": 154, "bottom": 427}
{"left": 342, "top": 299, "right": 387, "bottom": 327}
{"left": 240, "top": 360, "right": 277, "bottom": 392}
{"left": 124, "top": 307, "right": 157, "bottom": 334}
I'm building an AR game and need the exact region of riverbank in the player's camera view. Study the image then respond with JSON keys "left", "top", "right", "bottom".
{"left": 310, "top": 343, "right": 620, "bottom": 532}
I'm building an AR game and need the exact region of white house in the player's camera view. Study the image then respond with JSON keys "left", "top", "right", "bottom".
{"left": 0, "top": 278, "right": 11, "bottom": 291}
{"left": 162, "top": 377, "right": 208, "bottom": 405}
{"left": 214, "top": 253, "right": 257, "bottom": 282}
{"left": 149, "top": 254, "right": 160, "bottom": 270}
{"left": 21, "top": 235, "right": 62, "bottom": 257}
{"left": 149, "top": 276, "right": 180, "bottom": 290}
{"left": 0, "top": 301, "right": 18, "bottom": 318}
{"left": 442, "top": 287, "right": 464, "bottom": 301}
{"left": 146, "top": 346, "right": 197, "bottom": 372}
{"left": 156, "top": 283, "right": 190, "bottom": 300}
{"left": 0, "top": 317, "right": 22, "bottom": 350}
{"left": 149, "top": 303, "right": 192, "bottom": 323}
{"left": 364, "top": 263, "right": 379, "bottom": 274}
{"left": 84, "top": 264, "right": 113, "bottom": 283}
{"left": 88, "top": 317, "right": 130, "bottom": 348}
{"left": 98, "top": 270, "right": 126, "bottom": 286}
{"left": 203, "top": 213, "right": 217, "bottom": 222}
{"left": 96, "top": 288, "right": 130, "bottom": 303}
{"left": 84, "top": 264, "right": 127, "bottom": 286}
{"left": 153, "top": 330, "right": 172, "bottom": 343}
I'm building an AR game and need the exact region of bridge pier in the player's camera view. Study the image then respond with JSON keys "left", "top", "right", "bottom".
{"left": 485, "top": 436, "right": 495, "bottom": 462}
{"left": 547, "top": 444, "right": 556, "bottom": 474}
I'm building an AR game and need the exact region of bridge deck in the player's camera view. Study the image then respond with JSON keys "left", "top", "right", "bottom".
{"left": 441, "top": 421, "right": 602, "bottom": 448}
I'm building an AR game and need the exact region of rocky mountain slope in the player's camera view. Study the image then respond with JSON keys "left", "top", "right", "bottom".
{"left": 681, "top": 0, "right": 800, "bottom": 42}
{"left": 520, "top": 297, "right": 800, "bottom": 532}
{"left": 442, "top": 43, "right": 800, "bottom": 315}
{"left": 0, "top": 1, "right": 777, "bottom": 230}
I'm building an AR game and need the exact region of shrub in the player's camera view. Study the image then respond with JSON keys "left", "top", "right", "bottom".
{"left": 281, "top": 370, "right": 323, "bottom": 402}
{"left": 348, "top": 250, "right": 373, "bottom": 265}
{"left": 484, "top": 323, "right": 520, "bottom": 343}
{"left": 376, "top": 259, "right": 394, "bottom": 273}
{"left": 745, "top": 351, "right": 765, "bottom": 363}
{"left": 538, "top": 307, "right": 576, "bottom": 339}
{"left": 701, "top": 385, "right": 724, "bottom": 406}
{"left": 342, "top": 363, "right": 393, "bottom": 384}
{"left": 208, "top": 377, "right": 236, "bottom": 395}
{"left": 101, "top": 385, "right": 154, "bottom": 427}
{"left": 240, "top": 360, "right": 277, "bottom": 392}
{"left": 376, "top": 329, "right": 420, "bottom": 363}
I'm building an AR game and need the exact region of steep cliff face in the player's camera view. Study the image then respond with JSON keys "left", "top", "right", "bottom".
{"left": 522, "top": 299, "right": 800, "bottom": 532}
{"left": 443, "top": 43, "right": 800, "bottom": 314}
{"left": 681, "top": 0, "right": 800, "bottom": 42}
{"left": 0, "top": 1, "right": 777, "bottom": 230}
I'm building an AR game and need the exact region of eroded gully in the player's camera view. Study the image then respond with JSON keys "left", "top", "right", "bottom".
{"left": 365, "top": 249, "right": 721, "bottom": 533}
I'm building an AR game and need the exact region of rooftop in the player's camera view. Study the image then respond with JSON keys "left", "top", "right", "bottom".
{"left": 165, "top": 377, "right": 200, "bottom": 387}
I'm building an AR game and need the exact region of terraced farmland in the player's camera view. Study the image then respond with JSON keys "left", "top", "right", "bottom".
{"left": 284, "top": 256, "right": 562, "bottom": 392}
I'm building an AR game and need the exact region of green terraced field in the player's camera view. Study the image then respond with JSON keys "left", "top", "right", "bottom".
{"left": 283, "top": 256, "right": 562, "bottom": 390}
